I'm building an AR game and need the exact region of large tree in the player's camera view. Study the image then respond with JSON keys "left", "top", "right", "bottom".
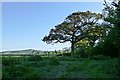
{"left": 42, "top": 11, "right": 103, "bottom": 55}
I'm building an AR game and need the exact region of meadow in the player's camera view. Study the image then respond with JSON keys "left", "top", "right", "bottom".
{"left": 2, "top": 54, "right": 120, "bottom": 79}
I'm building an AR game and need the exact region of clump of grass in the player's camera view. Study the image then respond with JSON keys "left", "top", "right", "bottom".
{"left": 84, "top": 58, "right": 119, "bottom": 78}
{"left": 90, "top": 54, "right": 110, "bottom": 60}
{"left": 97, "top": 58, "right": 119, "bottom": 77}
{"left": 3, "top": 64, "right": 27, "bottom": 78}
{"left": 27, "top": 55, "right": 42, "bottom": 61}
{"left": 25, "top": 69, "right": 45, "bottom": 78}
{"left": 49, "top": 57, "right": 60, "bottom": 65}
{"left": 2, "top": 57, "right": 21, "bottom": 66}
{"left": 2, "top": 64, "right": 46, "bottom": 79}
{"left": 59, "top": 72, "right": 69, "bottom": 78}
{"left": 60, "top": 58, "right": 119, "bottom": 78}
{"left": 23, "top": 61, "right": 46, "bottom": 67}
{"left": 65, "top": 63, "right": 84, "bottom": 72}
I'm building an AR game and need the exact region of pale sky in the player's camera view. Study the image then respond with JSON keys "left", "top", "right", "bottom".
{"left": 2, "top": 2, "right": 104, "bottom": 51}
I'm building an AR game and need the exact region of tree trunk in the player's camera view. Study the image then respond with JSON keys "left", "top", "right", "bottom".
{"left": 71, "top": 31, "right": 76, "bottom": 57}
{"left": 71, "top": 40, "right": 75, "bottom": 57}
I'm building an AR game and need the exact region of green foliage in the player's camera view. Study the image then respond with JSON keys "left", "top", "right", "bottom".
{"left": 92, "top": 28, "right": 120, "bottom": 57}
{"left": 104, "top": 1, "right": 120, "bottom": 27}
{"left": 103, "top": 29, "right": 120, "bottom": 57}
{"left": 96, "top": 1, "right": 120, "bottom": 57}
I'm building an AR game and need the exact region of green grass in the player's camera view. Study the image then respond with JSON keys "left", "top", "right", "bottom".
{"left": 2, "top": 56, "right": 120, "bottom": 79}
{"left": 59, "top": 58, "right": 119, "bottom": 78}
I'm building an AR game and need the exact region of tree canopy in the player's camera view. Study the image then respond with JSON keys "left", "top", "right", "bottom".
{"left": 42, "top": 11, "right": 104, "bottom": 55}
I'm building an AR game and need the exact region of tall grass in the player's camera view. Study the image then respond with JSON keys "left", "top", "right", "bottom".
{"left": 2, "top": 56, "right": 119, "bottom": 79}
{"left": 59, "top": 58, "right": 119, "bottom": 78}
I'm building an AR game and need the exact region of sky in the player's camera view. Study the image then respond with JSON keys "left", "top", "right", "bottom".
{"left": 2, "top": 2, "right": 104, "bottom": 51}
{"left": 2, "top": 0, "right": 104, "bottom": 2}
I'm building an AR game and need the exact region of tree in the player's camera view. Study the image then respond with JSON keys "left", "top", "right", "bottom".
{"left": 42, "top": 11, "right": 103, "bottom": 56}
{"left": 103, "top": 0, "right": 120, "bottom": 28}
{"left": 93, "top": 0, "right": 120, "bottom": 57}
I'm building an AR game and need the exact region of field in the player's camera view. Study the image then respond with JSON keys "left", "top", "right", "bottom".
{"left": 2, "top": 1, "right": 120, "bottom": 79}
{"left": 2, "top": 55, "right": 120, "bottom": 79}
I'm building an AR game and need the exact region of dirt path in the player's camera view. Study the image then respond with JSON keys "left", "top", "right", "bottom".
{"left": 46, "top": 61, "right": 90, "bottom": 78}
{"left": 46, "top": 61, "right": 68, "bottom": 78}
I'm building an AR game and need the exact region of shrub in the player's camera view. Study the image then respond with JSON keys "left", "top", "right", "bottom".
{"left": 92, "top": 28, "right": 120, "bottom": 57}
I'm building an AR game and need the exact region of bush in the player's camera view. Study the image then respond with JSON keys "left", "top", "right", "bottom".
{"left": 92, "top": 28, "right": 120, "bottom": 57}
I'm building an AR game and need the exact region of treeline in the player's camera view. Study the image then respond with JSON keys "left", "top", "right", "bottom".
{"left": 42, "top": 1, "right": 120, "bottom": 58}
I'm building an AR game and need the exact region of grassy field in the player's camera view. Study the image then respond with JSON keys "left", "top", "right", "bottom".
{"left": 2, "top": 55, "right": 120, "bottom": 79}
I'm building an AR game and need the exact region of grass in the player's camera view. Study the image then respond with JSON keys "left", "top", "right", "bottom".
{"left": 60, "top": 58, "right": 119, "bottom": 78}
{"left": 2, "top": 55, "right": 120, "bottom": 79}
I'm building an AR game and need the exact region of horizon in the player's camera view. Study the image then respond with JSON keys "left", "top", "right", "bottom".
{"left": 1, "top": 48, "right": 60, "bottom": 52}
{"left": 2, "top": 2, "right": 104, "bottom": 52}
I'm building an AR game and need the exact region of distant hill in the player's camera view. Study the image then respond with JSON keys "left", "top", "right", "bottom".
{"left": 0, "top": 49, "right": 45, "bottom": 56}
